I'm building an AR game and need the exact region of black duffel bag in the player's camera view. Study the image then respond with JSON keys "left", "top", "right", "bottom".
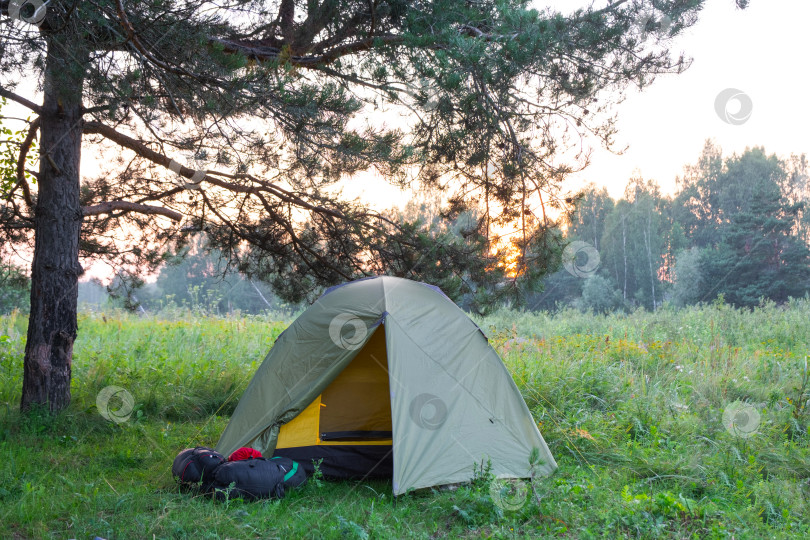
{"left": 211, "top": 457, "right": 307, "bottom": 501}
{"left": 269, "top": 456, "right": 308, "bottom": 489}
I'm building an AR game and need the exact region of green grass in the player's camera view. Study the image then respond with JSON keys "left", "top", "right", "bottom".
{"left": 1, "top": 301, "right": 809, "bottom": 538}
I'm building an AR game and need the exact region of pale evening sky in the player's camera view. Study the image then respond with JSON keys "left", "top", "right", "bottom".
{"left": 339, "top": 0, "right": 810, "bottom": 205}
{"left": 548, "top": 0, "right": 810, "bottom": 198}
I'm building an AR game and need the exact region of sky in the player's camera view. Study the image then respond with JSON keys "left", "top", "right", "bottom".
{"left": 548, "top": 0, "right": 810, "bottom": 198}
{"left": 336, "top": 0, "right": 810, "bottom": 205}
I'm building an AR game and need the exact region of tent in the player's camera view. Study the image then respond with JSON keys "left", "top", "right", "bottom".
{"left": 216, "top": 276, "right": 556, "bottom": 495}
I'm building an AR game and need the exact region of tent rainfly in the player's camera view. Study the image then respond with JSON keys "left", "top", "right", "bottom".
{"left": 216, "top": 276, "right": 556, "bottom": 495}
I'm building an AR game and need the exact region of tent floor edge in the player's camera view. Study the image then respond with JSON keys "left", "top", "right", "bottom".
{"left": 272, "top": 444, "right": 393, "bottom": 479}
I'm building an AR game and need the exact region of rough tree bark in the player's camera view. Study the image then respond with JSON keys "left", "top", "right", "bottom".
{"left": 20, "top": 38, "right": 87, "bottom": 412}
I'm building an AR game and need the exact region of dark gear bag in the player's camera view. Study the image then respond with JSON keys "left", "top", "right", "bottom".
{"left": 172, "top": 447, "right": 226, "bottom": 489}
{"left": 211, "top": 457, "right": 306, "bottom": 500}
{"left": 269, "top": 456, "right": 307, "bottom": 489}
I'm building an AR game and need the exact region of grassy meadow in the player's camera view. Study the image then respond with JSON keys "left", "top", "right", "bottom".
{"left": 1, "top": 300, "right": 810, "bottom": 538}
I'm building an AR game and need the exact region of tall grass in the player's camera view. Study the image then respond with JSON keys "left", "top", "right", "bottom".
{"left": 1, "top": 302, "right": 808, "bottom": 538}
{"left": 1, "top": 309, "right": 290, "bottom": 421}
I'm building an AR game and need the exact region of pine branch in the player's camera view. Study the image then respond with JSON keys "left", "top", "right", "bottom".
{"left": 82, "top": 200, "right": 183, "bottom": 221}
{"left": 82, "top": 120, "right": 346, "bottom": 220}
{"left": 0, "top": 87, "right": 42, "bottom": 114}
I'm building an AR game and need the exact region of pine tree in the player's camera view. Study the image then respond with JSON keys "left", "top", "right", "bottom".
{"left": 1, "top": 0, "right": 746, "bottom": 411}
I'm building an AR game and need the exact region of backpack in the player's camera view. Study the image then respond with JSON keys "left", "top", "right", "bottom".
{"left": 171, "top": 447, "right": 226, "bottom": 490}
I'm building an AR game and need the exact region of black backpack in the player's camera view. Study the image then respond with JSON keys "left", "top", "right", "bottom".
{"left": 171, "top": 447, "right": 226, "bottom": 490}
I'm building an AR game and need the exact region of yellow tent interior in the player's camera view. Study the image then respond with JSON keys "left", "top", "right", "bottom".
{"left": 276, "top": 327, "right": 393, "bottom": 451}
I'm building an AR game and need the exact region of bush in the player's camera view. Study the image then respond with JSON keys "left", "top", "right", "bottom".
{"left": 577, "top": 274, "right": 625, "bottom": 314}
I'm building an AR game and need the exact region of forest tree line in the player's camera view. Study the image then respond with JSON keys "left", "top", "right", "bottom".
{"left": 2, "top": 141, "right": 808, "bottom": 315}
{"left": 531, "top": 141, "right": 810, "bottom": 312}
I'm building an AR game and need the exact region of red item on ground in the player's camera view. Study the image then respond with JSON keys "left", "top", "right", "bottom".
{"left": 228, "top": 447, "right": 263, "bottom": 461}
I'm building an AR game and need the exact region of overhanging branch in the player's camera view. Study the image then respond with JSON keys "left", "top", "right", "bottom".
{"left": 83, "top": 200, "right": 183, "bottom": 221}
{"left": 11, "top": 116, "right": 40, "bottom": 210}
{"left": 82, "top": 120, "right": 347, "bottom": 220}
{"left": 212, "top": 34, "right": 404, "bottom": 67}
{"left": 0, "top": 86, "right": 42, "bottom": 114}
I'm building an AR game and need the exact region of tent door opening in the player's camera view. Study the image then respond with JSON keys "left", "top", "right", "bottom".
{"left": 319, "top": 325, "right": 392, "bottom": 442}
{"left": 275, "top": 325, "right": 393, "bottom": 450}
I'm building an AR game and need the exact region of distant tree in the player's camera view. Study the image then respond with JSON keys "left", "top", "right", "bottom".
{"left": 698, "top": 155, "right": 810, "bottom": 306}
{"left": 625, "top": 178, "right": 666, "bottom": 309}
{"left": 567, "top": 184, "right": 614, "bottom": 251}
{"left": 140, "top": 235, "right": 286, "bottom": 314}
{"left": 592, "top": 177, "right": 669, "bottom": 310}
{"left": 525, "top": 269, "right": 583, "bottom": 312}
{"left": 670, "top": 246, "right": 703, "bottom": 307}
{"left": 673, "top": 140, "right": 726, "bottom": 247}
{"left": 0, "top": 258, "right": 29, "bottom": 313}
{"left": 531, "top": 182, "right": 615, "bottom": 312}
{"left": 77, "top": 279, "right": 109, "bottom": 309}
{"left": 781, "top": 153, "right": 810, "bottom": 244}
{"left": 577, "top": 274, "right": 624, "bottom": 314}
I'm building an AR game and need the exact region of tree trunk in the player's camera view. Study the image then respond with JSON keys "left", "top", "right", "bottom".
{"left": 20, "top": 38, "right": 86, "bottom": 413}
{"left": 621, "top": 215, "right": 627, "bottom": 300}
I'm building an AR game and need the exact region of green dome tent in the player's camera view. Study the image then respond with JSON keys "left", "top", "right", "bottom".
{"left": 216, "top": 276, "right": 556, "bottom": 495}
